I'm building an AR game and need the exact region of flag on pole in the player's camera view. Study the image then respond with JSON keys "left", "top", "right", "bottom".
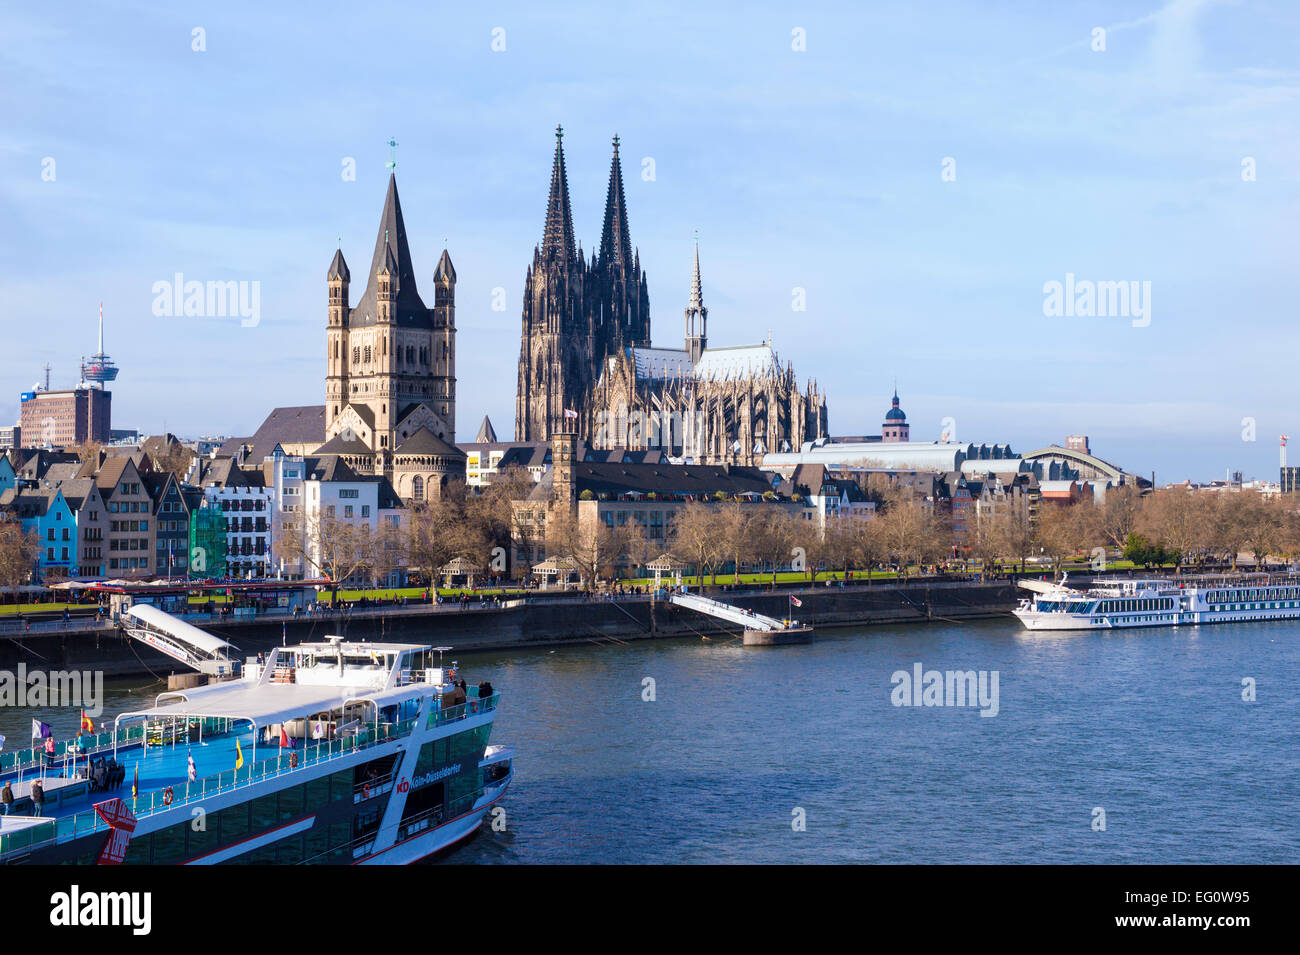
{"left": 0, "top": 734, "right": 6, "bottom": 752}
{"left": 563, "top": 408, "right": 579, "bottom": 419}
{"left": 81, "top": 711, "right": 95, "bottom": 733}
{"left": 279, "top": 726, "right": 290, "bottom": 749}
{"left": 31, "top": 719, "right": 51, "bottom": 741}
{"left": 187, "top": 753, "right": 197, "bottom": 782}
{"left": 790, "top": 595, "right": 803, "bottom": 608}
{"left": 131, "top": 764, "right": 138, "bottom": 799}
{"left": 235, "top": 738, "right": 244, "bottom": 770}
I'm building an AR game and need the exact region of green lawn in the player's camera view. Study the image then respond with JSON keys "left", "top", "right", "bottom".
{"left": 329, "top": 586, "right": 527, "bottom": 601}
{"left": 0, "top": 601, "right": 99, "bottom": 615}
{"left": 614, "top": 568, "right": 927, "bottom": 588}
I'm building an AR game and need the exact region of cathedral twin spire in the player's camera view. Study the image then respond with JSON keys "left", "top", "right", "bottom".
{"left": 517, "top": 126, "right": 649, "bottom": 440}
{"left": 598, "top": 134, "right": 633, "bottom": 278}
{"left": 540, "top": 125, "right": 578, "bottom": 266}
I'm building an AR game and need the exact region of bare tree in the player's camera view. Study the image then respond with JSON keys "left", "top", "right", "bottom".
{"left": 407, "top": 497, "right": 482, "bottom": 590}
{"left": 1139, "top": 489, "right": 1209, "bottom": 574}
{"left": 846, "top": 514, "right": 888, "bottom": 584}
{"left": 877, "top": 495, "right": 944, "bottom": 578}
{"left": 0, "top": 519, "right": 39, "bottom": 600}
{"left": 151, "top": 442, "right": 195, "bottom": 481}
{"left": 1035, "top": 503, "right": 1093, "bottom": 575}
{"left": 68, "top": 440, "right": 103, "bottom": 465}
{"left": 993, "top": 501, "right": 1037, "bottom": 574}
{"left": 1238, "top": 492, "right": 1283, "bottom": 570}
{"left": 483, "top": 465, "right": 540, "bottom": 579}
{"left": 1098, "top": 484, "right": 1144, "bottom": 551}
{"left": 276, "top": 512, "right": 384, "bottom": 602}
{"left": 668, "top": 502, "right": 726, "bottom": 585}
{"left": 717, "top": 502, "right": 758, "bottom": 584}
{"left": 749, "top": 509, "right": 802, "bottom": 585}
{"left": 546, "top": 509, "right": 619, "bottom": 589}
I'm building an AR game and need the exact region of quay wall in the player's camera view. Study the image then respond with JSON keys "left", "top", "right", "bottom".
{"left": 0, "top": 581, "right": 1019, "bottom": 679}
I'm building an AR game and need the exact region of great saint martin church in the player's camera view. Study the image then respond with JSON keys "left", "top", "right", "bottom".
{"left": 320, "top": 166, "right": 466, "bottom": 500}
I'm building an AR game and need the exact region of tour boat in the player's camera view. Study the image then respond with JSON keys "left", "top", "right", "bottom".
{"left": 0, "top": 616, "right": 511, "bottom": 865}
{"left": 1013, "top": 572, "right": 1300, "bottom": 631}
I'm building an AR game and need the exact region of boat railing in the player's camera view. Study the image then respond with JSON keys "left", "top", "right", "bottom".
{"left": 0, "top": 819, "right": 59, "bottom": 858}
{"left": 353, "top": 767, "right": 399, "bottom": 803}
{"left": 295, "top": 784, "right": 489, "bottom": 864}
{"left": 427, "top": 692, "right": 499, "bottom": 728}
{"left": 0, "top": 717, "right": 235, "bottom": 778}
{"left": 0, "top": 715, "right": 422, "bottom": 858}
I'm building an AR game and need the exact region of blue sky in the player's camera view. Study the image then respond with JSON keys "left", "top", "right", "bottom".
{"left": 1, "top": 0, "right": 1296, "bottom": 482}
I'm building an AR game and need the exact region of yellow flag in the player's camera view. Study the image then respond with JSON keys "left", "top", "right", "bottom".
{"left": 235, "top": 738, "right": 244, "bottom": 770}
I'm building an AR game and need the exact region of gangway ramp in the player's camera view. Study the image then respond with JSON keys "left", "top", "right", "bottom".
{"left": 667, "top": 591, "right": 812, "bottom": 645}
{"left": 119, "top": 603, "right": 238, "bottom": 674}
{"left": 668, "top": 591, "right": 785, "bottom": 631}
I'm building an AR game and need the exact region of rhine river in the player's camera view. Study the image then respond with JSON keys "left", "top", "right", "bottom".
{"left": 5, "top": 617, "right": 1297, "bottom": 863}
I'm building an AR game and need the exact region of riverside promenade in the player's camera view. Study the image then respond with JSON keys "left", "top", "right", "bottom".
{"left": 0, "top": 578, "right": 1020, "bottom": 678}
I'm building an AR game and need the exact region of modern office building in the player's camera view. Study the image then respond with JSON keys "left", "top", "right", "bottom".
{"left": 19, "top": 386, "right": 111, "bottom": 447}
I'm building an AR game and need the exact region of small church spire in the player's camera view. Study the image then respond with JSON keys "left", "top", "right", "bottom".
{"left": 684, "top": 234, "right": 708, "bottom": 363}
{"left": 688, "top": 233, "right": 704, "bottom": 312}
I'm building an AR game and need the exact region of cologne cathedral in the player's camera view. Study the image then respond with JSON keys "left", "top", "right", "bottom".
{"left": 515, "top": 127, "right": 829, "bottom": 465}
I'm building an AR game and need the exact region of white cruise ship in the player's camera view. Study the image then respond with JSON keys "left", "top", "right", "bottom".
{"left": 1013, "top": 573, "right": 1300, "bottom": 632}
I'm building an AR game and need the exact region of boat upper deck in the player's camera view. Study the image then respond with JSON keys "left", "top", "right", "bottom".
{"left": 0, "top": 685, "right": 500, "bottom": 859}
{"left": 0, "top": 637, "right": 498, "bottom": 860}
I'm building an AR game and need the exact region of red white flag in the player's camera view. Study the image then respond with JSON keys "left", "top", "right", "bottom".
{"left": 94, "top": 798, "right": 137, "bottom": 865}
{"left": 790, "top": 596, "right": 803, "bottom": 607}
{"left": 563, "top": 408, "right": 579, "bottom": 419}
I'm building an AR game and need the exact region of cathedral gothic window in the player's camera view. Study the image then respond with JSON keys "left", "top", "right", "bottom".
{"left": 352, "top": 347, "right": 360, "bottom": 365}
{"left": 364, "top": 345, "right": 372, "bottom": 364}
{"left": 412, "top": 476, "right": 424, "bottom": 501}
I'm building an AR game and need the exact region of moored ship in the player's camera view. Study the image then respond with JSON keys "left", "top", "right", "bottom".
{"left": 1013, "top": 572, "right": 1300, "bottom": 632}
{"left": 0, "top": 612, "right": 511, "bottom": 865}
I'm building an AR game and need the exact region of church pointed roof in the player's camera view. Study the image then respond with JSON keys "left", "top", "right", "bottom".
{"left": 395, "top": 427, "right": 464, "bottom": 458}
{"left": 434, "top": 248, "right": 456, "bottom": 283}
{"left": 540, "top": 125, "right": 576, "bottom": 265}
{"left": 476, "top": 415, "right": 498, "bottom": 444}
{"left": 349, "top": 173, "right": 429, "bottom": 327}
{"left": 599, "top": 134, "right": 633, "bottom": 274}
{"left": 328, "top": 247, "right": 350, "bottom": 282}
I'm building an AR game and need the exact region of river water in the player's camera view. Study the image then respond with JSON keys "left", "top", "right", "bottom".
{"left": 4, "top": 617, "right": 1297, "bottom": 864}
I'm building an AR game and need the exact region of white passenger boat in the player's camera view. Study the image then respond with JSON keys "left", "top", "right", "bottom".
{"left": 1013, "top": 572, "right": 1300, "bottom": 631}
{"left": 0, "top": 610, "right": 511, "bottom": 866}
